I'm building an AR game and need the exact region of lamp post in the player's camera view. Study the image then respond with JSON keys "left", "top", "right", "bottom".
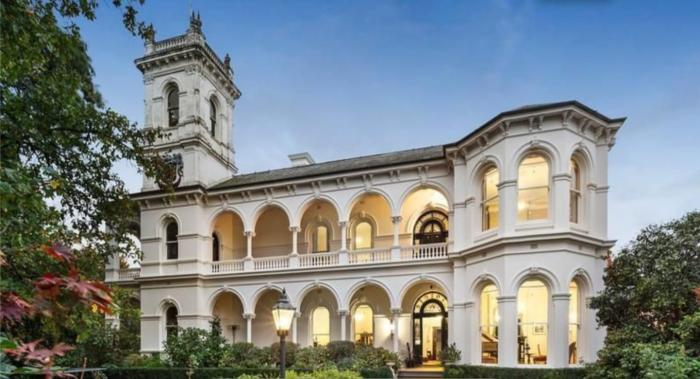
{"left": 272, "top": 288, "right": 295, "bottom": 379}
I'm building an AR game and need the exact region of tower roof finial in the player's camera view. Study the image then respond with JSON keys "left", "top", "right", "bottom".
{"left": 188, "top": 10, "right": 203, "bottom": 35}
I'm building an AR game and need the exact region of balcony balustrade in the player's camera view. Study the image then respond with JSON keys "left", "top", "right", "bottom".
{"left": 108, "top": 242, "right": 448, "bottom": 280}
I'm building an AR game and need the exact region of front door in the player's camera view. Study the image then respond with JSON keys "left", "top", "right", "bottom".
{"left": 412, "top": 292, "right": 448, "bottom": 363}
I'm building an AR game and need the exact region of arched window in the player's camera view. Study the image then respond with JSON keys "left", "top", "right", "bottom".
{"left": 165, "top": 221, "right": 178, "bottom": 260}
{"left": 311, "top": 306, "right": 330, "bottom": 346}
{"left": 569, "top": 160, "right": 581, "bottom": 224}
{"left": 354, "top": 221, "right": 373, "bottom": 250}
{"left": 517, "top": 154, "right": 550, "bottom": 221}
{"left": 165, "top": 305, "right": 178, "bottom": 340}
{"left": 413, "top": 210, "right": 448, "bottom": 245}
{"left": 212, "top": 233, "right": 220, "bottom": 262}
{"left": 480, "top": 284, "right": 499, "bottom": 364}
{"left": 209, "top": 98, "right": 217, "bottom": 137}
{"left": 167, "top": 85, "right": 179, "bottom": 127}
{"left": 353, "top": 304, "right": 373, "bottom": 345}
{"left": 481, "top": 167, "right": 500, "bottom": 231}
{"left": 313, "top": 225, "right": 329, "bottom": 253}
{"left": 517, "top": 279, "right": 549, "bottom": 365}
{"left": 569, "top": 281, "right": 580, "bottom": 364}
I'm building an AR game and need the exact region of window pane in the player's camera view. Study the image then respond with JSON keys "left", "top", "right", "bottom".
{"left": 480, "top": 284, "right": 499, "bottom": 364}
{"left": 518, "top": 187, "right": 549, "bottom": 221}
{"left": 518, "top": 155, "right": 549, "bottom": 189}
{"left": 483, "top": 167, "right": 500, "bottom": 200}
{"left": 316, "top": 226, "right": 328, "bottom": 252}
{"left": 354, "top": 305, "right": 373, "bottom": 345}
{"left": 355, "top": 222, "right": 372, "bottom": 249}
{"left": 569, "top": 192, "right": 580, "bottom": 224}
{"left": 569, "top": 282, "right": 579, "bottom": 364}
{"left": 483, "top": 198, "right": 499, "bottom": 230}
{"left": 517, "top": 280, "right": 548, "bottom": 365}
{"left": 312, "top": 307, "right": 330, "bottom": 346}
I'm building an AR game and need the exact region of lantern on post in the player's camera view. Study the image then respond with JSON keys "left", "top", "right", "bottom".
{"left": 272, "top": 288, "right": 295, "bottom": 379}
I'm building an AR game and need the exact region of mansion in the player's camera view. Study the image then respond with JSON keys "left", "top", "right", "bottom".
{"left": 106, "top": 15, "right": 626, "bottom": 368}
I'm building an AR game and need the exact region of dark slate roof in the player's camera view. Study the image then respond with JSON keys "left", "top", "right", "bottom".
{"left": 210, "top": 145, "right": 445, "bottom": 190}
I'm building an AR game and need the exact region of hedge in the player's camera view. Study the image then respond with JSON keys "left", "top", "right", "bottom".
{"left": 444, "top": 365, "right": 587, "bottom": 379}
{"left": 358, "top": 366, "right": 394, "bottom": 378}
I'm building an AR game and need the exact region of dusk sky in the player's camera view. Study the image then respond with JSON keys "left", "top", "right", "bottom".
{"left": 78, "top": 0, "right": 699, "bottom": 250}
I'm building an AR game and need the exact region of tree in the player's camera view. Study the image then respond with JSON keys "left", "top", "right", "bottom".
{"left": 0, "top": 0, "right": 166, "bottom": 376}
{"left": 588, "top": 211, "right": 700, "bottom": 378}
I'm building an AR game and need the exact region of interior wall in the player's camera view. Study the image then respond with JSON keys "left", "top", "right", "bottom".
{"left": 212, "top": 212, "right": 245, "bottom": 260}
{"left": 300, "top": 200, "right": 340, "bottom": 254}
{"left": 252, "top": 290, "right": 281, "bottom": 347}
{"left": 212, "top": 292, "right": 245, "bottom": 342}
{"left": 253, "top": 207, "right": 292, "bottom": 257}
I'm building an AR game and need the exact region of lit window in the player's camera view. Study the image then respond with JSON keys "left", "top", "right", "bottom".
{"left": 165, "top": 306, "right": 178, "bottom": 341}
{"left": 314, "top": 225, "right": 329, "bottom": 253}
{"left": 354, "top": 221, "right": 372, "bottom": 250}
{"left": 517, "top": 279, "right": 548, "bottom": 365}
{"left": 481, "top": 167, "right": 500, "bottom": 231}
{"left": 167, "top": 86, "right": 179, "bottom": 127}
{"left": 353, "top": 305, "right": 374, "bottom": 345}
{"left": 480, "top": 284, "right": 499, "bottom": 364}
{"left": 413, "top": 211, "right": 448, "bottom": 245}
{"left": 209, "top": 98, "right": 217, "bottom": 137}
{"left": 517, "top": 154, "right": 549, "bottom": 221}
{"left": 569, "top": 282, "right": 579, "bottom": 365}
{"left": 212, "top": 233, "right": 220, "bottom": 262}
{"left": 570, "top": 160, "right": 581, "bottom": 223}
{"left": 312, "top": 307, "right": 330, "bottom": 346}
{"left": 166, "top": 221, "right": 178, "bottom": 260}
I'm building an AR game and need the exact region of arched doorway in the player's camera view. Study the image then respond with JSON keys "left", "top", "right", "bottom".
{"left": 412, "top": 292, "right": 448, "bottom": 362}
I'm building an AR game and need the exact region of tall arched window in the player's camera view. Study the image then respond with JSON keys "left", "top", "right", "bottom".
{"left": 517, "top": 279, "right": 549, "bottom": 365}
{"left": 167, "top": 86, "right": 179, "bottom": 127}
{"left": 481, "top": 167, "right": 500, "bottom": 231}
{"left": 353, "top": 304, "right": 374, "bottom": 345}
{"left": 413, "top": 210, "right": 449, "bottom": 245}
{"left": 517, "top": 154, "right": 550, "bottom": 221}
{"left": 313, "top": 225, "right": 329, "bottom": 253}
{"left": 311, "top": 306, "right": 330, "bottom": 346}
{"left": 212, "top": 233, "right": 220, "bottom": 262}
{"left": 165, "top": 305, "right": 178, "bottom": 340}
{"left": 354, "top": 221, "right": 373, "bottom": 250}
{"left": 569, "top": 281, "right": 580, "bottom": 364}
{"left": 209, "top": 98, "right": 217, "bottom": 137}
{"left": 165, "top": 221, "right": 178, "bottom": 260}
{"left": 569, "top": 160, "right": 581, "bottom": 223}
{"left": 480, "top": 284, "right": 499, "bottom": 364}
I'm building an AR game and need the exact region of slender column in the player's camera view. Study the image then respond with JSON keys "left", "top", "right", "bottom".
{"left": 553, "top": 174, "right": 571, "bottom": 230}
{"left": 244, "top": 231, "right": 254, "bottom": 271}
{"left": 551, "top": 293, "right": 571, "bottom": 367}
{"left": 391, "top": 216, "right": 402, "bottom": 248}
{"left": 339, "top": 221, "right": 348, "bottom": 251}
{"left": 464, "top": 301, "right": 477, "bottom": 364}
{"left": 338, "top": 310, "right": 348, "bottom": 341}
{"left": 244, "top": 313, "right": 255, "bottom": 343}
{"left": 498, "top": 180, "right": 517, "bottom": 235}
{"left": 391, "top": 308, "right": 401, "bottom": 353}
{"left": 497, "top": 295, "right": 518, "bottom": 367}
{"left": 290, "top": 226, "right": 299, "bottom": 255}
{"left": 292, "top": 311, "right": 301, "bottom": 344}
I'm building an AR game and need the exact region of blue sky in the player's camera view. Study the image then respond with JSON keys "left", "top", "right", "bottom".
{"left": 78, "top": 0, "right": 700, "bottom": 250}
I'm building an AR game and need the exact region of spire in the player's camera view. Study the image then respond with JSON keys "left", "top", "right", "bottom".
{"left": 188, "top": 10, "right": 203, "bottom": 35}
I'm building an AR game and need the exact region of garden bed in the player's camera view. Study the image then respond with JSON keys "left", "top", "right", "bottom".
{"left": 444, "top": 365, "right": 587, "bottom": 379}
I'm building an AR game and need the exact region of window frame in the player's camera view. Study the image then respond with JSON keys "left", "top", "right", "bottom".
{"left": 165, "top": 305, "right": 179, "bottom": 340}
{"left": 312, "top": 224, "right": 330, "bottom": 253}
{"left": 311, "top": 306, "right": 331, "bottom": 346}
{"left": 353, "top": 219, "right": 374, "bottom": 250}
{"left": 166, "top": 86, "right": 180, "bottom": 127}
{"left": 569, "top": 159, "right": 582, "bottom": 224}
{"left": 517, "top": 153, "right": 551, "bottom": 222}
{"left": 352, "top": 304, "right": 374, "bottom": 345}
{"left": 212, "top": 232, "right": 220, "bottom": 262}
{"left": 209, "top": 97, "right": 218, "bottom": 137}
{"left": 481, "top": 166, "right": 500, "bottom": 231}
{"left": 165, "top": 221, "right": 179, "bottom": 260}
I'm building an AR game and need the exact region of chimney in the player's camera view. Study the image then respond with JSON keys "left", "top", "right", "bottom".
{"left": 288, "top": 152, "right": 315, "bottom": 167}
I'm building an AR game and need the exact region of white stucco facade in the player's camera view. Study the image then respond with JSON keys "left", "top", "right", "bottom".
{"left": 106, "top": 16, "right": 625, "bottom": 368}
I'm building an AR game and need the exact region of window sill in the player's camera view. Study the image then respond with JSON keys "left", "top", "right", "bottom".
{"left": 514, "top": 221, "right": 554, "bottom": 232}
{"left": 474, "top": 229, "right": 499, "bottom": 243}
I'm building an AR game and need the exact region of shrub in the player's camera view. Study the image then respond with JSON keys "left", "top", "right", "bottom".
{"left": 270, "top": 341, "right": 299, "bottom": 367}
{"left": 220, "top": 342, "right": 266, "bottom": 368}
{"left": 101, "top": 367, "right": 279, "bottom": 379}
{"left": 444, "top": 365, "right": 587, "bottom": 379}
{"left": 292, "top": 346, "right": 333, "bottom": 370}
{"left": 287, "top": 368, "right": 362, "bottom": 379}
{"left": 122, "top": 353, "right": 167, "bottom": 368}
{"left": 351, "top": 346, "right": 397, "bottom": 371}
{"left": 439, "top": 342, "right": 461, "bottom": 364}
{"left": 357, "top": 366, "right": 394, "bottom": 378}
{"left": 327, "top": 341, "right": 355, "bottom": 363}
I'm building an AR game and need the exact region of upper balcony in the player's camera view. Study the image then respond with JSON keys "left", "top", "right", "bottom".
{"left": 110, "top": 188, "right": 453, "bottom": 282}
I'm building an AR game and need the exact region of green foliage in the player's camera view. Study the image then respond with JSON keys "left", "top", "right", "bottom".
{"left": 356, "top": 366, "right": 394, "bottom": 378}
{"left": 122, "top": 353, "right": 167, "bottom": 368}
{"left": 439, "top": 342, "right": 461, "bottom": 364}
{"left": 326, "top": 341, "right": 355, "bottom": 363}
{"left": 444, "top": 365, "right": 587, "bottom": 379}
{"left": 350, "top": 346, "right": 397, "bottom": 371}
{"left": 292, "top": 346, "right": 333, "bottom": 371}
{"left": 162, "top": 319, "right": 230, "bottom": 368}
{"left": 588, "top": 212, "right": 700, "bottom": 378}
{"left": 101, "top": 367, "right": 279, "bottom": 379}
{"left": 220, "top": 343, "right": 267, "bottom": 368}
{"left": 286, "top": 368, "right": 362, "bottom": 379}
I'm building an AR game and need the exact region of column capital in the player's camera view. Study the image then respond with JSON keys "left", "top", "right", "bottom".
{"left": 289, "top": 226, "right": 300, "bottom": 233}
{"left": 552, "top": 173, "right": 572, "bottom": 182}
{"left": 552, "top": 293, "right": 571, "bottom": 301}
{"left": 390, "top": 307, "right": 403, "bottom": 316}
{"left": 243, "top": 313, "right": 256, "bottom": 320}
{"left": 244, "top": 230, "right": 255, "bottom": 238}
{"left": 497, "top": 295, "right": 517, "bottom": 303}
{"left": 339, "top": 221, "right": 348, "bottom": 228}
{"left": 337, "top": 309, "right": 349, "bottom": 317}
{"left": 391, "top": 215, "right": 402, "bottom": 224}
{"left": 497, "top": 179, "right": 518, "bottom": 189}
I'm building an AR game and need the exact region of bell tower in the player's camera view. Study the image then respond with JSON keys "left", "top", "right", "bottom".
{"left": 136, "top": 13, "right": 241, "bottom": 191}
